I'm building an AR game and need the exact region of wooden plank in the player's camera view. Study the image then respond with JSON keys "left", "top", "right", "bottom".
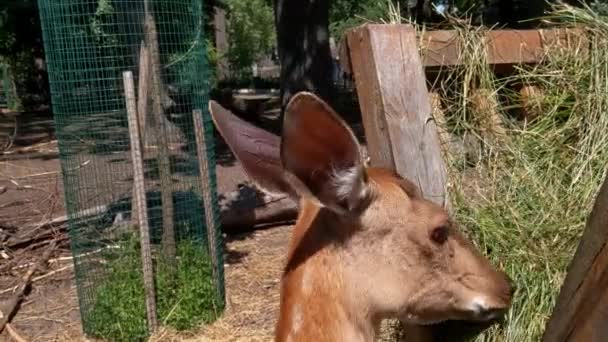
{"left": 192, "top": 108, "right": 222, "bottom": 299}
{"left": 123, "top": 70, "right": 158, "bottom": 333}
{"left": 418, "top": 29, "right": 460, "bottom": 68}
{"left": 340, "top": 27, "right": 586, "bottom": 71}
{"left": 136, "top": 41, "right": 150, "bottom": 147}
{"left": 487, "top": 30, "right": 542, "bottom": 65}
{"left": 542, "top": 175, "right": 608, "bottom": 342}
{"left": 345, "top": 24, "right": 449, "bottom": 208}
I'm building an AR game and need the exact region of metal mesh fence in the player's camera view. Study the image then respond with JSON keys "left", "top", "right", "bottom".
{"left": 36, "top": 0, "right": 224, "bottom": 340}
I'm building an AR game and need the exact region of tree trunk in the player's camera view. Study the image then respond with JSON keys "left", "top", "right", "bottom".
{"left": 273, "top": 0, "right": 333, "bottom": 116}
{"left": 484, "top": 0, "right": 547, "bottom": 29}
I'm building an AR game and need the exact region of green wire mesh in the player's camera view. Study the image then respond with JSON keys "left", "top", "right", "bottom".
{"left": 36, "top": 0, "right": 224, "bottom": 340}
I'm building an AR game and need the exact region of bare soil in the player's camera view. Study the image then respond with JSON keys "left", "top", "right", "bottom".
{"left": 0, "top": 96, "right": 374, "bottom": 342}
{"left": 1, "top": 148, "right": 297, "bottom": 342}
{"left": 0, "top": 108, "right": 297, "bottom": 342}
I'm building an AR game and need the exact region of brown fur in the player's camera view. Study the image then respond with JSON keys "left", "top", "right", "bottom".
{"left": 208, "top": 92, "right": 513, "bottom": 342}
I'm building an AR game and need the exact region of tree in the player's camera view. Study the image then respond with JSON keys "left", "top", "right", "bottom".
{"left": 273, "top": 0, "right": 333, "bottom": 115}
{"left": 0, "top": 0, "right": 49, "bottom": 110}
{"left": 225, "top": 0, "right": 275, "bottom": 80}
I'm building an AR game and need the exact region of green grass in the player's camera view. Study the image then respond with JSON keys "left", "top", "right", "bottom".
{"left": 358, "top": 2, "right": 608, "bottom": 341}
{"left": 433, "top": 3, "right": 608, "bottom": 341}
{"left": 86, "top": 234, "right": 222, "bottom": 342}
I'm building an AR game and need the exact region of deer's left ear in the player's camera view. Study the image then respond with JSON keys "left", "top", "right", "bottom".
{"left": 280, "top": 92, "right": 371, "bottom": 213}
{"left": 209, "top": 100, "right": 297, "bottom": 198}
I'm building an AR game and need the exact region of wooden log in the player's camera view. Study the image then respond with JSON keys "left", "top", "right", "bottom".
{"left": 123, "top": 70, "right": 158, "bottom": 332}
{"left": 220, "top": 190, "right": 298, "bottom": 233}
{"left": 343, "top": 24, "right": 449, "bottom": 209}
{"left": 3, "top": 194, "right": 297, "bottom": 252}
{"left": 542, "top": 175, "right": 608, "bottom": 342}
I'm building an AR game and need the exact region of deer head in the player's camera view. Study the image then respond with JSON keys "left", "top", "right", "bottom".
{"left": 209, "top": 92, "right": 513, "bottom": 341}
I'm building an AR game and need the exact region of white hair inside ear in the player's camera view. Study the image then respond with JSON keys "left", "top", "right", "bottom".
{"left": 329, "top": 165, "right": 371, "bottom": 213}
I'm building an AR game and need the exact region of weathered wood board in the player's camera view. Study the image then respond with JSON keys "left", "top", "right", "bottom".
{"left": 343, "top": 24, "right": 449, "bottom": 209}
{"left": 340, "top": 27, "right": 587, "bottom": 73}
{"left": 543, "top": 174, "right": 608, "bottom": 342}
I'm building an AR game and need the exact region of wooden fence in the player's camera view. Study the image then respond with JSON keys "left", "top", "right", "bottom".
{"left": 338, "top": 24, "right": 603, "bottom": 341}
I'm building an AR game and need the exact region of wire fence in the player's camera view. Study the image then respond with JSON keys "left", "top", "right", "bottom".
{"left": 37, "top": 0, "right": 224, "bottom": 340}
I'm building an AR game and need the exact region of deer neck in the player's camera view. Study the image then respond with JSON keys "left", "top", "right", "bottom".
{"left": 275, "top": 200, "right": 379, "bottom": 342}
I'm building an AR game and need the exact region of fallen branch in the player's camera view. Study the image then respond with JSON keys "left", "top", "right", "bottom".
{"left": 9, "top": 253, "right": 77, "bottom": 272}
{"left": 5, "top": 323, "right": 27, "bottom": 342}
{"left": 4, "top": 189, "right": 298, "bottom": 254}
{"left": 0, "top": 242, "right": 56, "bottom": 333}
{"left": 0, "top": 264, "right": 72, "bottom": 296}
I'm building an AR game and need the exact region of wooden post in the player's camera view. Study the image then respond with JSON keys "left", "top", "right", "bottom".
{"left": 143, "top": 0, "right": 176, "bottom": 262}
{"left": 342, "top": 24, "right": 449, "bottom": 209}
{"left": 192, "top": 108, "right": 221, "bottom": 298}
{"left": 342, "top": 23, "right": 451, "bottom": 341}
{"left": 123, "top": 71, "right": 158, "bottom": 333}
{"left": 136, "top": 42, "right": 150, "bottom": 147}
{"left": 542, "top": 175, "right": 608, "bottom": 342}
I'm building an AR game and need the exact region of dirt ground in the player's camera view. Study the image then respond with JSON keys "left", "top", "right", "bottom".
{"left": 0, "top": 94, "right": 380, "bottom": 342}
{"left": 0, "top": 106, "right": 312, "bottom": 342}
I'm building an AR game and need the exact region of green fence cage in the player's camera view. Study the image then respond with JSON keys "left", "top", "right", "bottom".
{"left": 36, "top": 0, "right": 224, "bottom": 340}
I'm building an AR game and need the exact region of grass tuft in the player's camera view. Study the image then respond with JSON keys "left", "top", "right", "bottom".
{"left": 86, "top": 233, "right": 222, "bottom": 342}
{"left": 362, "top": 2, "right": 608, "bottom": 341}
{"left": 433, "top": 3, "right": 608, "bottom": 341}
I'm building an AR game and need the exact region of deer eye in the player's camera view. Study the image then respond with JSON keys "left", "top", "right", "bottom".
{"left": 430, "top": 225, "right": 449, "bottom": 245}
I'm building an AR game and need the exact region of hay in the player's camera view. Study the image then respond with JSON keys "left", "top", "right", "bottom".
{"left": 146, "top": 4, "right": 608, "bottom": 341}
{"left": 150, "top": 226, "right": 291, "bottom": 341}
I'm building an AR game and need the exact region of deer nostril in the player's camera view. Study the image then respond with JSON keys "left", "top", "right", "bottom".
{"left": 469, "top": 297, "right": 507, "bottom": 322}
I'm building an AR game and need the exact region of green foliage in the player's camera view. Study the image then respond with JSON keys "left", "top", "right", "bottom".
{"left": 0, "top": 1, "right": 48, "bottom": 110}
{"left": 89, "top": 0, "right": 118, "bottom": 46}
{"left": 329, "top": 0, "right": 392, "bottom": 39}
{"left": 87, "top": 234, "right": 221, "bottom": 342}
{"left": 419, "top": 4, "right": 608, "bottom": 340}
{"left": 591, "top": 0, "right": 608, "bottom": 16}
{"left": 225, "top": 0, "right": 275, "bottom": 80}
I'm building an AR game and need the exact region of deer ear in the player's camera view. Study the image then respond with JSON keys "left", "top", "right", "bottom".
{"left": 281, "top": 92, "right": 371, "bottom": 213}
{"left": 208, "top": 101, "right": 297, "bottom": 198}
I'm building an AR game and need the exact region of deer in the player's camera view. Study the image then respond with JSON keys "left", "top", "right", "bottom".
{"left": 208, "top": 91, "right": 514, "bottom": 342}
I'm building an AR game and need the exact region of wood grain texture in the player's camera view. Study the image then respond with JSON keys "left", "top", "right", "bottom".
{"left": 192, "top": 109, "right": 222, "bottom": 299}
{"left": 543, "top": 174, "right": 608, "bottom": 342}
{"left": 345, "top": 24, "right": 449, "bottom": 208}
{"left": 123, "top": 70, "right": 158, "bottom": 332}
{"left": 340, "top": 28, "right": 587, "bottom": 71}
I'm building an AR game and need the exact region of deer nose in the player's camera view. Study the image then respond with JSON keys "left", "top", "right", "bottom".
{"left": 470, "top": 297, "right": 508, "bottom": 322}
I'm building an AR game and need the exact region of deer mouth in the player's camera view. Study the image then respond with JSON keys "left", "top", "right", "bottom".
{"left": 472, "top": 307, "right": 507, "bottom": 322}
{"left": 423, "top": 317, "right": 506, "bottom": 341}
